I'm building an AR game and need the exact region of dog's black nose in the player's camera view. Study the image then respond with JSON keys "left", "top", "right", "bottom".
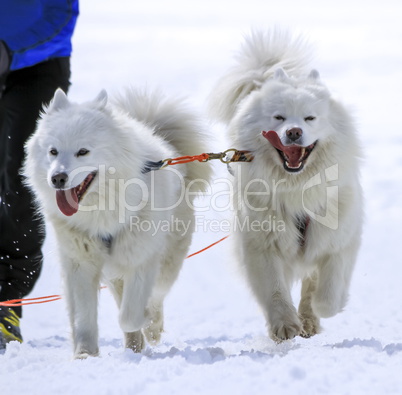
{"left": 52, "top": 172, "right": 68, "bottom": 188}
{"left": 286, "top": 127, "right": 303, "bottom": 142}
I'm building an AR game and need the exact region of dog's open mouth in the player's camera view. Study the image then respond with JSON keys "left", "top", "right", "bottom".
{"left": 56, "top": 171, "right": 97, "bottom": 216}
{"left": 262, "top": 130, "right": 317, "bottom": 173}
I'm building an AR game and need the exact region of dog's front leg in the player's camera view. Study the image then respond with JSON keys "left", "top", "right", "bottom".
{"left": 245, "top": 251, "right": 301, "bottom": 342}
{"left": 106, "top": 278, "right": 145, "bottom": 352}
{"left": 118, "top": 262, "right": 158, "bottom": 336}
{"left": 62, "top": 259, "right": 101, "bottom": 359}
{"left": 312, "top": 245, "right": 357, "bottom": 318}
{"left": 298, "top": 273, "right": 321, "bottom": 337}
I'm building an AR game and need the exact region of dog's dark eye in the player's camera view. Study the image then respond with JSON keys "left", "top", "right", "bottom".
{"left": 274, "top": 115, "right": 285, "bottom": 121}
{"left": 49, "top": 148, "right": 58, "bottom": 156}
{"left": 76, "top": 148, "right": 90, "bottom": 157}
{"left": 305, "top": 116, "right": 316, "bottom": 121}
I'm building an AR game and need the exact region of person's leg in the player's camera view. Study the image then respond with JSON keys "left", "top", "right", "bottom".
{"left": 0, "top": 58, "right": 71, "bottom": 323}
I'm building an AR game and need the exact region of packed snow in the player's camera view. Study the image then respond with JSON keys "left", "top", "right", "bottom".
{"left": 2, "top": 0, "right": 402, "bottom": 394}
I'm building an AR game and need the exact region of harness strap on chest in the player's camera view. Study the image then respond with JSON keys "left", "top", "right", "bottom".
{"left": 296, "top": 216, "right": 310, "bottom": 247}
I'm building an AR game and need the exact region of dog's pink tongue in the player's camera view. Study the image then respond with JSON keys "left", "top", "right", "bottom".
{"left": 56, "top": 189, "right": 79, "bottom": 216}
{"left": 262, "top": 130, "right": 303, "bottom": 167}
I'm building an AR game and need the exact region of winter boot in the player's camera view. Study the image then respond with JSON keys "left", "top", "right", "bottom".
{"left": 0, "top": 307, "right": 23, "bottom": 349}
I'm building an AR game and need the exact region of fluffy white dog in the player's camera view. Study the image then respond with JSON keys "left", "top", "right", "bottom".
{"left": 24, "top": 88, "right": 211, "bottom": 358}
{"left": 209, "top": 30, "right": 363, "bottom": 341}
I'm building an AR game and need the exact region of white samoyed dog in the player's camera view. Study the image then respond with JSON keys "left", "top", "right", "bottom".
{"left": 24, "top": 88, "right": 211, "bottom": 358}
{"left": 209, "top": 30, "right": 363, "bottom": 342}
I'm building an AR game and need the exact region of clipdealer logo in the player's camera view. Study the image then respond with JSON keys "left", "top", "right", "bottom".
{"left": 53, "top": 163, "right": 339, "bottom": 231}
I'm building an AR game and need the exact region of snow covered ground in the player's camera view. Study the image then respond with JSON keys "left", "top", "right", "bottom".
{"left": 2, "top": 0, "right": 402, "bottom": 394}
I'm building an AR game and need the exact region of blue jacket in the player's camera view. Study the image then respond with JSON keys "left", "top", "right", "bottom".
{"left": 0, "top": 0, "right": 79, "bottom": 71}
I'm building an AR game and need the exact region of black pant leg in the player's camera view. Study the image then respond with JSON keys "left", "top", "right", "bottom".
{"left": 0, "top": 58, "right": 71, "bottom": 317}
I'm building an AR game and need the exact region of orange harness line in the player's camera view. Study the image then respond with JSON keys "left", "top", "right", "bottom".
{"left": 142, "top": 149, "right": 254, "bottom": 173}
{"left": 162, "top": 150, "right": 254, "bottom": 166}
{"left": 0, "top": 236, "right": 229, "bottom": 307}
{"left": 185, "top": 235, "right": 229, "bottom": 259}
{"left": 164, "top": 153, "right": 210, "bottom": 166}
{"left": 0, "top": 295, "right": 62, "bottom": 306}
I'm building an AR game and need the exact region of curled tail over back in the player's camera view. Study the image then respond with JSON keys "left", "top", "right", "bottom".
{"left": 114, "top": 88, "right": 212, "bottom": 192}
{"left": 209, "top": 29, "right": 314, "bottom": 123}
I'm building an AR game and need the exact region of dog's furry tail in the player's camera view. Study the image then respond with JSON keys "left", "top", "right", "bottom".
{"left": 114, "top": 88, "right": 212, "bottom": 191}
{"left": 209, "top": 29, "right": 313, "bottom": 123}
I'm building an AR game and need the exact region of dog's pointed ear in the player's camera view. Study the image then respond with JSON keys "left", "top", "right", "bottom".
{"left": 48, "top": 88, "right": 70, "bottom": 112}
{"left": 274, "top": 68, "right": 289, "bottom": 81}
{"left": 308, "top": 69, "right": 320, "bottom": 80}
{"left": 94, "top": 89, "right": 108, "bottom": 109}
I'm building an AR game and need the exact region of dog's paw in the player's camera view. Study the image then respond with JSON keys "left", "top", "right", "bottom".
{"left": 73, "top": 349, "right": 99, "bottom": 360}
{"left": 143, "top": 307, "right": 164, "bottom": 345}
{"left": 299, "top": 314, "right": 321, "bottom": 338}
{"left": 267, "top": 301, "right": 302, "bottom": 342}
{"left": 143, "top": 323, "right": 163, "bottom": 346}
{"left": 312, "top": 297, "right": 345, "bottom": 319}
{"left": 125, "top": 331, "right": 145, "bottom": 353}
{"left": 269, "top": 319, "right": 301, "bottom": 343}
{"left": 312, "top": 283, "right": 348, "bottom": 319}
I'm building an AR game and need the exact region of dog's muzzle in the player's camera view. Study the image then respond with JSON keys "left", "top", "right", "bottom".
{"left": 54, "top": 171, "right": 97, "bottom": 216}
{"left": 262, "top": 130, "right": 317, "bottom": 173}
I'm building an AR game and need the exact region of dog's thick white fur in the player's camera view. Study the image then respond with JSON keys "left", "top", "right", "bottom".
{"left": 24, "top": 88, "right": 211, "bottom": 358}
{"left": 209, "top": 30, "right": 363, "bottom": 342}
